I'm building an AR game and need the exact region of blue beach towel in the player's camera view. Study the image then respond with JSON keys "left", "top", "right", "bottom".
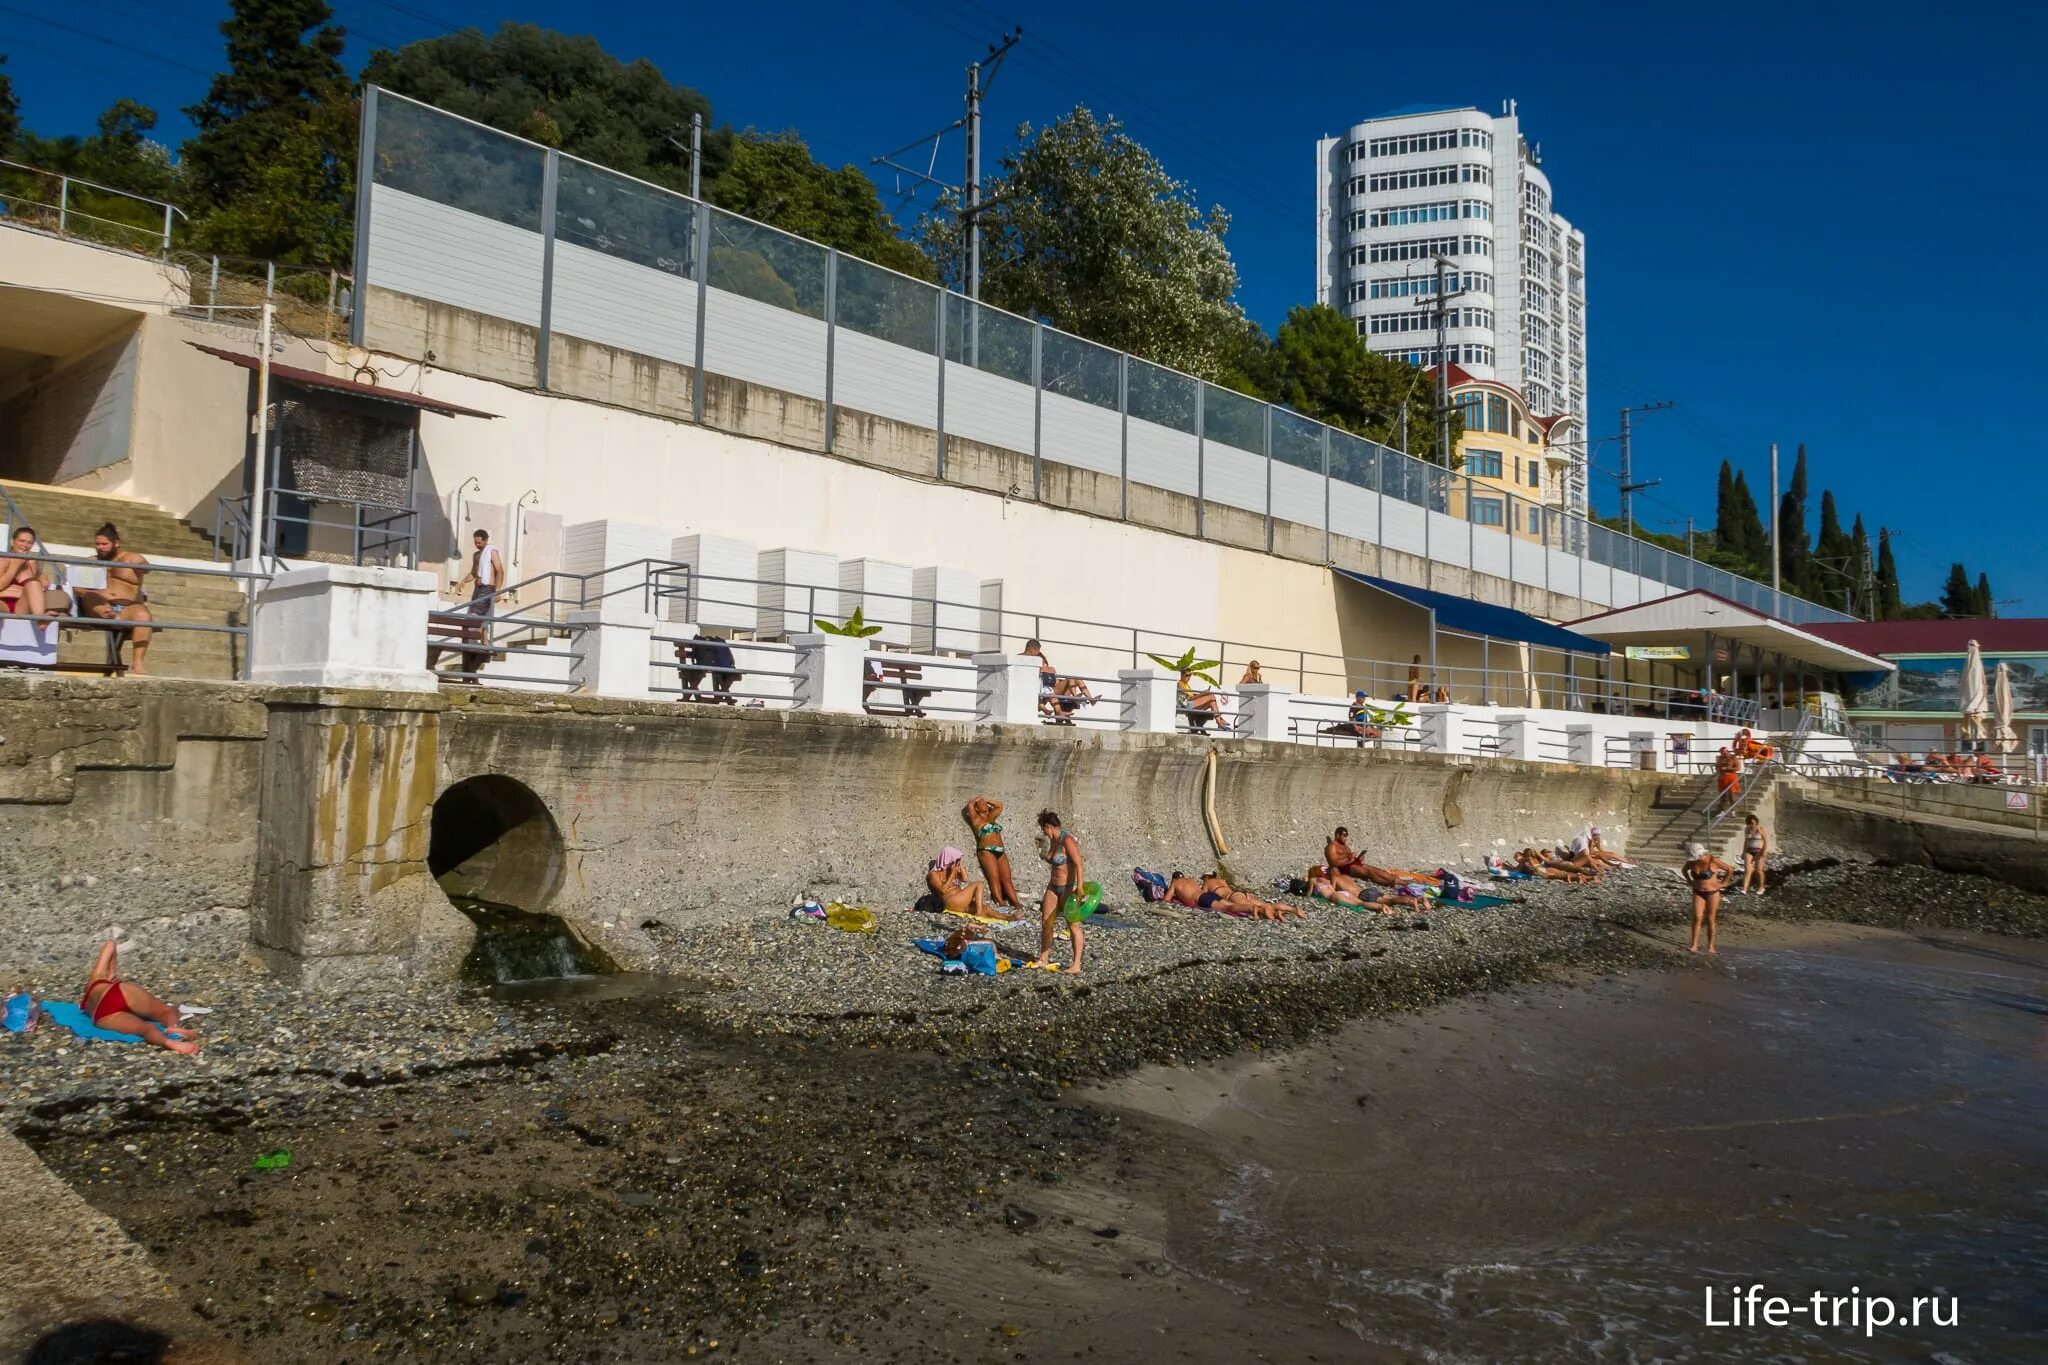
{"left": 40, "top": 1000, "right": 185, "bottom": 1045}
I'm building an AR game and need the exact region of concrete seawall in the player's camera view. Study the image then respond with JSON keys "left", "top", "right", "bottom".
{"left": 3, "top": 675, "right": 1667, "bottom": 983}
{"left": 1779, "top": 784, "right": 2048, "bottom": 894}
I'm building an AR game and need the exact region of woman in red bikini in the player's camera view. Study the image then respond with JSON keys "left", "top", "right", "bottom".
{"left": 80, "top": 939, "right": 200, "bottom": 1054}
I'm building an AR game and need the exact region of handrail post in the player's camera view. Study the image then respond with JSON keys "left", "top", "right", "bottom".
{"left": 57, "top": 176, "right": 68, "bottom": 235}
{"left": 161, "top": 201, "right": 173, "bottom": 253}
{"left": 823, "top": 249, "right": 838, "bottom": 453}
{"left": 536, "top": 148, "right": 559, "bottom": 391}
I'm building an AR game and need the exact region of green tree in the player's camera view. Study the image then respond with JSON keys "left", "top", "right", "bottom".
{"left": 926, "top": 107, "right": 1243, "bottom": 380}
{"left": 1720, "top": 467, "right": 1768, "bottom": 575}
{"left": 1875, "top": 529, "right": 1903, "bottom": 620}
{"left": 1777, "top": 443, "right": 1812, "bottom": 595}
{"left": 181, "top": 0, "right": 355, "bottom": 265}
{"left": 708, "top": 133, "right": 931, "bottom": 281}
{"left": 1265, "top": 304, "right": 1456, "bottom": 462}
{"left": 0, "top": 56, "right": 19, "bottom": 155}
{"left": 363, "top": 23, "right": 727, "bottom": 196}
{"left": 1974, "top": 572, "right": 1995, "bottom": 618}
{"left": 1812, "top": 488, "right": 1852, "bottom": 604}
{"left": 1848, "top": 514, "right": 1872, "bottom": 617}
{"left": 1940, "top": 563, "right": 1975, "bottom": 618}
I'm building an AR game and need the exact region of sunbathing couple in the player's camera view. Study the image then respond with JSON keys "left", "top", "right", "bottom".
{"left": 1511, "top": 829, "right": 1624, "bottom": 882}
{"left": 1297, "top": 827, "right": 1437, "bottom": 912}
{"left": 1159, "top": 871, "right": 1301, "bottom": 921}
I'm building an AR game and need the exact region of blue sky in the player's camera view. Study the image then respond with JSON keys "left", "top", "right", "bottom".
{"left": 5, "top": 0, "right": 2044, "bottom": 613}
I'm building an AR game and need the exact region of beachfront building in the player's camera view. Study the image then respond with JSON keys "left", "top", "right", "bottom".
{"left": 1438, "top": 364, "right": 1576, "bottom": 543}
{"left": 1803, "top": 619, "right": 2048, "bottom": 767}
{"left": 1314, "top": 101, "right": 1589, "bottom": 514}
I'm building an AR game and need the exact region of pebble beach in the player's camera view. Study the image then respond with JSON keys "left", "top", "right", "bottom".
{"left": 4, "top": 854, "right": 2046, "bottom": 1360}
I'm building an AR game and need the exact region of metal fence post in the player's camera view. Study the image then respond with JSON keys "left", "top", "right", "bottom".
{"left": 823, "top": 249, "right": 838, "bottom": 453}
{"left": 935, "top": 292, "right": 948, "bottom": 479}
{"left": 1373, "top": 446, "right": 1386, "bottom": 575}
{"left": 1118, "top": 353, "right": 1129, "bottom": 520}
{"left": 536, "top": 148, "right": 559, "bottom": 391}
{"left": 350, "top": 87, "right": 378, "bottom": 348}
{"left": 1466, "top": 473, "right": 1476, "bottom": 573}
{"left": 1031, "top": 324, "right": 1043, "bottom": 501}
{"left": 1195, "top": 383, "right": 1206, "bottom": 539}
{"left": 1263, "top": 406, "right": 1274, "bottom": 553}
{"left": 692, "top": 200, "right": 711, "bottom": 425}
{"left": 1321, "top": 426, "right": 1332, "bottom": 564}
{"left": 161, "top": 202, "right": 174, "bottom": 253}
{"left": 57, "top": 176, "right": 68, "bottom": 235}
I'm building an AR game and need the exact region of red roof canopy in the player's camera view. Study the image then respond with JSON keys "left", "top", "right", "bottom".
{"left": 189, "top": 344, "right": 498, "bottom": 419}
{"left": 1805, "top": 619, "right": 2048, "bottom": 656}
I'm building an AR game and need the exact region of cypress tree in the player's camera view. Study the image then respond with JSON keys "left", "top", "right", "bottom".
{"left": 1777, "top": 444, "right": 1812, "bottom": 596}
{"left": 1875, "top": 530, "right": 1903, "bottom": 620}
{"left": 1940, "top": 563, "right": 1975, "bottom": 618}
{"left": 1729, "top": 470, "right": 1767, "bottom": 573}
{"left": 1975, "top": 573, "right": 1995, "bottom": 618}
{"left": 1848, "top": 515, "right": 1872, "bottom": 617}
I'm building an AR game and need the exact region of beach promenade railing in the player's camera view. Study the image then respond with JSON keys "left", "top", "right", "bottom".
{"left": 352, "top": 88, "right": 1853, "bottom": 630}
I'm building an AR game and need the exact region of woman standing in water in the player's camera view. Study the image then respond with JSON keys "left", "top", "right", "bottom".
{"left": 963, "top": 796, "right": 1022, "bottom": 909}
{"left": 1032, "top": 810, "right": 1087, "bottom": 975}
{"left": 1738, "top": 814, "right": 1770, "bottom": 897}
{"left": 1683, "top": 842, "right": 1735, "bottom": 955}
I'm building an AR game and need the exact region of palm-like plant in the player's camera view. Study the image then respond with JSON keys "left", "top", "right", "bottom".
{"left": 1145, "top": 645, "right": 1221, "bottom": 686}
{"left": 814, "top": 607, "right": 884, "bottom": 638}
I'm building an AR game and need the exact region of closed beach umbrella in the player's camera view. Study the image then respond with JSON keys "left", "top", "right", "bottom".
{"left": 1994, "top": 662, "right": 2018, "bottom": 755}
{"left": 1959, "top": 639, "right": 1989, "bottom": 745}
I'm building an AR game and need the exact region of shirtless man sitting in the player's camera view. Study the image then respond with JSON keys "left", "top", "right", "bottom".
{"left": 1514, "top": 847, "right": 1593, "bottom": 883}
{"left": 72, "top": 523, "right": 153, "bottom": 674}
{"left": 1324, "top": 827, "right": 1442, "bottom": 891}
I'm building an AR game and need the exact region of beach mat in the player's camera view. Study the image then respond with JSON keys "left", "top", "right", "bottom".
{"left": 40, "top": 1000, "right": 187, "bottom": 1045}
{"left": 1451, "top": 892, "right": 1515, "bottom": 910}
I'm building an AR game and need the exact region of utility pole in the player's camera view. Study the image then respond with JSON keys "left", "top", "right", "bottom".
{"left": 689, "top": 112, "right": 702, "bottom": 201}
{"left": 1413, "top": 257, "right": 1466, "bottom": 467}
{"left": 1769, "top": 442, "right": 1781, "bottom": 596}
{"left": 1615, "top": 401, "right": 1673, "bottom": 538}
{"left": 870, "top": 28, "right": 1019, "bottom": 364}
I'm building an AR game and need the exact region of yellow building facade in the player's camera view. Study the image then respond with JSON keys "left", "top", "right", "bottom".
{"left": 1440, "top": 365, "right": 1577, "bottom": 543}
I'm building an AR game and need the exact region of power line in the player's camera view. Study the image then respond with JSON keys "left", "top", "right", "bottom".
{"left": 0, "top": 4, "right": 214, "bottom": 76}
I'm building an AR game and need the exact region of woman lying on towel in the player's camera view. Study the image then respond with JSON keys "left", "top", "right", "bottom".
{"left": 80, "top": 939, "right": 200, "bottom": 1054}
{"left": 1307, "top": 871, "right": 1427, "bottom": 913}
{"left": 928, "top": 848, "right": 1020, "bottom": 922}
{"left": 1584, "top": 827, "right": 1632, "bottom": 869}
{"left": 1514, "top": 848, "right": 1594, "bottom": 883}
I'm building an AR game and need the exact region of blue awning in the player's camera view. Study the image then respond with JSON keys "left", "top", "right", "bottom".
{"left": 1337, "top": 570, "right": 1610, "bottom": 656}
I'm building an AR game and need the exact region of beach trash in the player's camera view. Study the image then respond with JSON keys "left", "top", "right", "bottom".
{"left": 252, "top": 1149, "right": 292, "bottom": 1170}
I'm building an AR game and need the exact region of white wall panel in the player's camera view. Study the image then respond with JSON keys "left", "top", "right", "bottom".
{"left": 1126, "top": 420, "right": 1198, "bottom": 496}
{"left": 367, "top": 186, "right": 543, "bottom": 325}
{"left": 1202, "top": 441, "right": 1266, "bottom": 514}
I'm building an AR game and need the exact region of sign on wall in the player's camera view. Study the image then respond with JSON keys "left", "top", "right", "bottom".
{"left": 1625, "top": 645, "right": 1692, "bottom": 661}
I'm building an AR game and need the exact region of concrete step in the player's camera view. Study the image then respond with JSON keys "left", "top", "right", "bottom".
{"left": 1, "top": 480, "right": 222, "bottom": 560}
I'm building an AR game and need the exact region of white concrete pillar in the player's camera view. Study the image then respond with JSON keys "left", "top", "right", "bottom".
{"left": 1117, "top": 669, "right": 1176, "bottom": 733}
{"left": 568, "top": 605, "right": 655, "bottom": 700}
{"left": 1415, "top": 702, "right": 1456, "bottom": 753}
{"left": 1566, "top": 724, "right": 1597, "bottom": 767}
{"left": 1628, "top": 728, "right": 1661, "bottom": 772}
{"left": 1237, "top": 683, "right": 1293, "bottom": 742}
{"left": 1494, "top": 712, "right": 1539, "bottom": 762}
{"left": 792, "top": 632, "right": 867, "bottom": 714}
{"left": 250, "top": 564, "right": 438, "bottom": 691}
{"left": 975, "top": 653, "right": 1041, "bottom": 726}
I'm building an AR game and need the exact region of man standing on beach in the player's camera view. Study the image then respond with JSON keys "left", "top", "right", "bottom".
{"left": 73, "top": 523, "right": 153, "bottom": 674}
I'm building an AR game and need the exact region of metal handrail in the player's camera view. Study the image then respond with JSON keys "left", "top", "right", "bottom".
{"left": 0, "top": 156, "right": 187, "bottom": 252}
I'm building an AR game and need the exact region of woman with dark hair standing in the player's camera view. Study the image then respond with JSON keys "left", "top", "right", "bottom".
{"left": 1031, "top": 810, "right": 1088, "bottom": 975}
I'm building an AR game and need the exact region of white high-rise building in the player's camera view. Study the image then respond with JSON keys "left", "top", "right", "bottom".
{"left": 1315, "top": 101, "right": 1589, "bottom": 513}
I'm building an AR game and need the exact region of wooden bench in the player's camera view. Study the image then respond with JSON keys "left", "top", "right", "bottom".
{"left": 863, "top": 659, "right": 929, "bottom": 717}
{"left": 427, "top": 609, "right": 506, "bottom": 675}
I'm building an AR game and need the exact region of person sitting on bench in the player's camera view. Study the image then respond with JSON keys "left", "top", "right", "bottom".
{"left": 0, "top": 526, "right": 60, "bottom": 617}
{"left": 1178, "top": 670, "right": 1224, "bottom": 729}
{"left": 677, "top": 631, "right": 741, "bottom": 703}
{"left": 72, "top": 523, "right": 153, "bottom": 674}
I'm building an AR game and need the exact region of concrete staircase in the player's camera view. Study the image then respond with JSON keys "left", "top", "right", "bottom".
{"left": 1632, "top": 767, "right": 1781, "bottom": 867}
{"left": 0, "top": 480, "right": 243, "bottom": 679}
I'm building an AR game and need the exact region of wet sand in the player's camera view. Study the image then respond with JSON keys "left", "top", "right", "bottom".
{"left": 1094, "top": 919, "right": 2048, "bottom": 1361}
